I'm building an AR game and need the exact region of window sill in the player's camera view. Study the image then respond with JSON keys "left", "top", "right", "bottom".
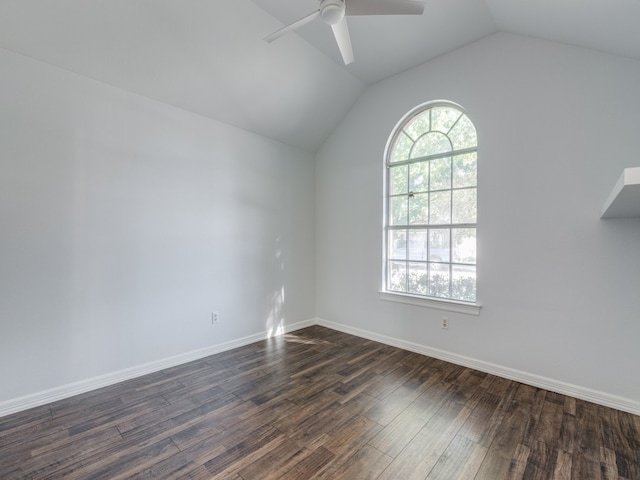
{"left": 379, "top": 291, "right": 481, "bottom": 316}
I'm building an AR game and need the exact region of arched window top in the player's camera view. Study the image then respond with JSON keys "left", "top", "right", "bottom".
{"left": 383, "top": 101, "right": 478, "bottom": 308}
{"left": 388, "top": 103, "right": 477, "bottom": 164}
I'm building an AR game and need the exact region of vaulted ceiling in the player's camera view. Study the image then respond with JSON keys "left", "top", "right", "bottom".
{"left": 1, "top": 0, "right": 639, "bottom": 152}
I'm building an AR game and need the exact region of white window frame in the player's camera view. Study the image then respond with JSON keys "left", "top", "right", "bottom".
{"left": 380, "top": 101, "right": 481, "bottom": 315}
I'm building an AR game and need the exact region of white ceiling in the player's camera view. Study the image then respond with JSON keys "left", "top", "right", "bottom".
{"left": 252, "top": 0, "right": 498, "bottom": 84}
{"left": 1, "top": 0, "right": 640, "bottom": 152}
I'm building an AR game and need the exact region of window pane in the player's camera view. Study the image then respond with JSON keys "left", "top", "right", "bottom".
{"left": 386, "top": 103, "right": 477, "bottom": 304}
{"left": 409, "top": 162, "right": 429, "bottom": 193}
{"left": 452, "top": 265, "right": 476, "bottom": 302}
{"left": 452, "top": 228, "right": 476, "bottom": 264}
{"left": 388, "top": 261, "right": 407, "bottom": 292}
{"left": 391, "top": 132, "right": 413, "bottom": 163}
{"left": 429, "top": 229, "right": 450, "bottom": 263}
{"left": 408, "top": 193, "right": 428, "bottom": 225}
{"left": 390, "top": 196, "right": 408, "bottom": 225}
{"left": 404, "top": 111, "right": 430, "bottom": 140}
{"left": 430, "top": 156, "right": 451, "bottom": 190}
{"left": 390, "top": 165, "right": 408, "bottom": 195}
{"left": 429, "top": 191, "right": 451, "bottom": 224}
{"left": 411, "top": 132, "right": 451, "bottom": 158}
{"left": 389, "top": 230, "right": 407, "bottom": 260}
{"left": 449, "top": 114, "right": 477, "bottom": 150}
{"left": 453, "top": 152, "right": 477, "bottom": 189}
{"left": 452, "top": 188, "right": 476, "bottom": 224}
{"left": 408, "top": 230, "right": 427, "bottom": 261}
{"left": 431, "top": 107, "right": 462, "bottom": 134}
{"left": 429, "top": 267, "right": 450, "bottom": 298}
{"left": 408, "top": 262, "right": 427, "bottom": 294}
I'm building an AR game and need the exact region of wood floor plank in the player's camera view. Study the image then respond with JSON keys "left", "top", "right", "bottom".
{"left": 522, "top": 440, "right": 559, "bottom": 480}
{"left": 0, "top": 405, "right": 52, "bottom": 449}
{"left": 363, "top": 383, "right": 421, "bottom": 426}
{"left": 571, "top": 454, "right": 603, "bottom": 480}
{"left": 0, "top": 425, "right": 123, "bottom": 479}
{"left": 601, "top": 446, "right": 620, "bottom": 480}
{"left": 424, "top": 434, "right": 486, "bottom": 480}
{"left": 376, "top": 398, "right": 473, "bottom": 480}
{"left": 287, "top": 394, "right": 374, "bottom": 448}
{"left": 202, "top": 424, "right": 284, "bottom": 477}
{"left": 531, "top": 395, "right": 565, "bottom": 448}
{"left": 128, "top": 434, "right": 227, "bottom": 480}
{"left": 0, "top": 325, "right": 638, "bottom": 480}
{"left": 367, "top": 404, "right": 435, "bottom": 459}
{"left": 457, "top": 390, "right": 507, "bottom": 447}
{"left": 574, "top": 399, "right": 605, "bottom": 465}
{"left": 318, "top": 444, "right": 393, "bottom": 480}
{"left": 117, "top": 388, "right": 237, "bottom": 436}
{"left": 235, "top": 436, "right": 304, "bottom": 480}
{"left": 81, "top": 437, "right": 180, "bottom": 480}
{"left": 558, "top": 410, "right": 576, "bottom": 455}
{"left": 321, "top": 411, "right": 383, "bottom": 456}
{"left": 507, "top": 443, "right": 531, "bottom": 480}
{"left": 276, "top": 446, "right": 336, "bottom": 480}
{"left": 552, "top": 449, "right": 573, "bottom": 480}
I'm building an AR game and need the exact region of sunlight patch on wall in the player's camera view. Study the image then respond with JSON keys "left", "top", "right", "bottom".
{"left": 266, "top": 285, "right": 285, "bottom": 338}
{"left": 265, "top": 237, "right": 286, "bottom": 338}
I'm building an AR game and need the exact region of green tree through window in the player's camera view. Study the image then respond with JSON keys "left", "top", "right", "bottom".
{"left": 385, "top": 103, "right": 477, "bottom": 303}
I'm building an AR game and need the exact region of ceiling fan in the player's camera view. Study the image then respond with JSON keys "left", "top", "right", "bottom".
{"left": 264, "top": 0, "right": 425, "bottom": 65}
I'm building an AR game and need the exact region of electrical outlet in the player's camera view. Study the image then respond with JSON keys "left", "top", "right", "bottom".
{"left": 442, "top": 316, "right": 449, "bottom": 329}
{"left": 211, "top": 312, "right": 219, "bottom": 325}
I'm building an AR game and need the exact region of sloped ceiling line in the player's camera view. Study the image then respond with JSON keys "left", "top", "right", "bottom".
{"left": 1, "top": 0, "right": 639, "bottom": 152}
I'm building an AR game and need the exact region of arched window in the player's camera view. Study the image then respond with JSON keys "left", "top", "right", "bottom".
{"left": 383, "top": 102, "right": 478, "bottom": 307}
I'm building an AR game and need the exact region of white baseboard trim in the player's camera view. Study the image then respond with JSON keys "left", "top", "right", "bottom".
{"left": 0, "top": 318, "right": 315, "bottom": 418}
{"left": 315, "top": 318, "right": 640, "bottom": 416}
{"left": 4, "top": 317, "right": 638, "bottom": 418}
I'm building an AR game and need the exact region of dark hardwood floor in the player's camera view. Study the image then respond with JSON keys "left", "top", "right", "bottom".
{"left": 1, "top": 326, "right": 639, "bottom": 479}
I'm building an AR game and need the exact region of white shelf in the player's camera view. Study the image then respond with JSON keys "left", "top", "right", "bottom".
{"left": 601, "top": 167, "right": 640, "bottom": 219}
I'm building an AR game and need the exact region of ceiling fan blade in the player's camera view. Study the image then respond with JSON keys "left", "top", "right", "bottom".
{"left": 345, "top": 0, "right": 425, "bottom": 16}
{"left": 264, "top": 10, "right": 321, "bottom": 43}
{"left": 331, "top": 17, "right": 354, "bottom": 65}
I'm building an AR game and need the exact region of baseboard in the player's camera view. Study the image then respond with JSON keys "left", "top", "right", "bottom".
{"left": 315, "top": 318, "right": 640, "bottom": 416}
{"left": 4, "top": 317, "right": 638, "bottom": 418}
{"left": 0, "top": 318, "right": 315, "bottom": 418}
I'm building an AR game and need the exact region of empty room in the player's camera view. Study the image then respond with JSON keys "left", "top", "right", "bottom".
{"left": 1, "top": 0, "right": 639, "bottom": 478}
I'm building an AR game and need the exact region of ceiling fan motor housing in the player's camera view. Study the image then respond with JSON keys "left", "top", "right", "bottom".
{"left": 320, "top": 0, "right": 345, "bottom": 25}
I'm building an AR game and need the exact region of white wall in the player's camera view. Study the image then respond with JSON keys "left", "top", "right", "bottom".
{"left": 3, "top": 31, "right": 640, "bottom": 414}
{"left": 316, "top": 33, "right": 640, "bottom": 405}
{"left": 0, "top": 48, "right": 315, "bottom": 405}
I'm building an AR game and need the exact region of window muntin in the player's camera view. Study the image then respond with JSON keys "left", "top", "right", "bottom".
{"left": 385, "top": 103, "right": 477, "bottom": 303}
